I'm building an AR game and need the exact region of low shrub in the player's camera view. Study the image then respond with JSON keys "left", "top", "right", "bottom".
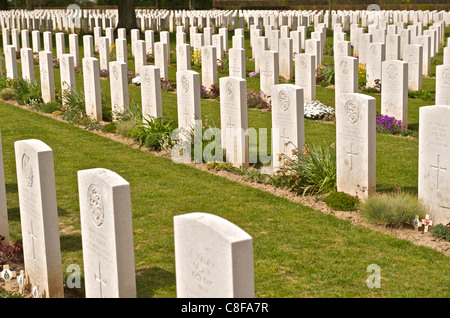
{"left": 408, "top": 89, "right": 435, "bottom": 101}
{"left": 247, "top": 89, "right": 270, "bottom": 110}
{"left": 12, "top": 78, "right": 42, "bottom": 105}
{"left": 129, "top": 116, "right": 176, "bottom": 151}
{"left": 0, "top": 88, "right": 15, "bottom": 101}
{"left": 38, "top": 102, "right": 61, "bottom": 114}
{"left": 61, "top": 88, "right": 92, "bottom": 125}
{"left": 359, "top": 186, "right": 427, "bottom": 228}
{"left": 325, "top": 191, "right": 359, "bottom": 211}
{"left": 316, "top": 63, "right": 335, "bottom": 86}
{"left": 430, "top": 224, "right": 450, "bottom": 242}
{"left": 376, "top": 113, "right": 412, "bottom": 136}
{"left": 280, "top": 142, "right": 337, "bottom": 196}
{"left": 101, "top": 122, "right": 117, "bottom": 133}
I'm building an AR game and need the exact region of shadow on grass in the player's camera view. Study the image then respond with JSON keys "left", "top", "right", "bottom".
{"left": 135, "top": 266, "right": 175, "bottom": 298}
{"left": 60, "top": 233, "right": 82, "bottom": 252}
{"left": 5, "top": 183, "right": 17, "bottom": 194}
{"left": 375, "top": 184, "right": 418, "bottom": 195}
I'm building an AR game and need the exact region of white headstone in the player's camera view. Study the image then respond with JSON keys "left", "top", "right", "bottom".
{"left": 405, "top": 44, "right": 423, "bottom": 91}
{"left": 436, "top": 65, "right": 450, "bottom": 106}
{"left": 141, "top": 65, "right": 163, "bottom": 121}
{"left": 176, "top": 70, "right": 201, "bottom": 134}
{"left": 336, "top": 93, "right": 376, "bottom": 199}
{"left": 82, "top": 57, "right": 102, "bottom": 122}
{"left": 69, "top": 34, "right": 80, "bottom": 68}
{"left": 271, "top": 84, "right": 305, "bottom": 172}
{"left": 60, "top": 54, "right": 76, "bottom": 105}
{"left": 20, "top": 47, "right": 34, "bottom": 81}
{"left": 154, "top": 42, "right": 168, "bottom": 80}
{"left": 220, "top": 76, "right": 248, "bottom": 167}
{"left": 78, "top": 168, "right": 136, "bottom": 298}
{"left": 83, "top": 35, "right": 94, "bottom": 58}
{"left": 279, "top": 37, "right": 293, "bottom": 81}
{"left": 109, "top": 61, "right": 129, "bottom": 119}
{"left": 174, "top": 212, "right": 254, "bottom": 298}
{"left": 14, "top": 139, "right": 64, "bottom": 298}
{"left": 366, "top": 42, "right": 385, "bottom": 88}
{"left": 228, "top": 48, "right": 246, "bottom": 79}
{"left": 381, "top": 60, "right": 409, "bottom": 125}
{"left": 5, "top": 45, "right": 18, "bottom": 79}
{"left": 418, "top": 105, "right": 450, "bottom": 225}
{"left": 260, "top": 50, "right": 279, "bottom": 96}
{"left": 295, "top": 53, "right": 316, "bottom": 103}
{"left": 201, "top": 45, "right": 217, "bottom": 90}
{"left": 334, "top": 56, "right": 358, "bottom": 107}
{"left": 39, "top": 51, "right": 55, "bottom": 103}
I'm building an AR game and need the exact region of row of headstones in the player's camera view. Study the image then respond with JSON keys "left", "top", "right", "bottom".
{"left": 0, "top": 136, "right": 255, "bottom": 297}
{"left": 2, "top": 22, "right": 449, "bottom": 224}
{"left": 1, "top": 107, "right": 449, "bottom": 299}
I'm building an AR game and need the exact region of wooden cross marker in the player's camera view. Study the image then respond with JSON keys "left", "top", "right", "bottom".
{"left": 421, "top": 214, "right": 433, "bottom": 233}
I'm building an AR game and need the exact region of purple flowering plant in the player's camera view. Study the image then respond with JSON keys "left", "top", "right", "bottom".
{"left": 376, "top": 113, "right": 412, "bottom": 136}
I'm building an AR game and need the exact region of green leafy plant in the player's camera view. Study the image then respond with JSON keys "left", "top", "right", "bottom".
{"left": 61, "top": 88, "right": 93, "bottom": 125}
{"left": 101, "top": 122, "right": 117, "bottom": 133}
{"left": 408, "top": 89, "right": 435, "bottom": 101}
{"left": 325, "top": 191, "right": 360, "bottom": 211}
{"left": 316, "top": 63, "right": 335, "bottom": 86}
{"left": 280, "top": 142, "right": 337, "bottom": 195}
{"left": 430, "top": 224, "right": 450, "bottom": 242}
{"left": 359, "top": 185, "right": 427, "bottom": 228}
{"left": 38, "top": 102, "right": 61, "bottom": 114}
{"left": 9, "top": 77, "right": 43, "bottom": 106}
{"left": 128, "top": 116, "right": 176, "bottom": 151}
{"left": 113, "top": 98, "right": 142, "bottom": 122}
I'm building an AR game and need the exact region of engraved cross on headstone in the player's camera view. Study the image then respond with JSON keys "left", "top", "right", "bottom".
{"left": 94, "top": 262, "right": 107, "bottom": 298}
{"left": 183, "top": 105, "right": 191, "bottom": 128}
{"left": 430, "top": 154, "right": 447, "bottom": 191}
{"left": 280, "top": 128, "right": 290, "bottom": 154}
{"left": 29, "top": 220, "right": 38, "bottom": 261}
{"left": 346, "top": 143, "right": 358, "bottom": 171}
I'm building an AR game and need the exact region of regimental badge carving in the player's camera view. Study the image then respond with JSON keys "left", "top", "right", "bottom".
{"left": 443, "top": 68, "right": 450, "bottom": 86}
{"left": 41, "top": 67, "right": 47, "bottom": 81}
{"left": 144, "top": 69, "right": 151, "bottom": 86}
{"left": 278, "top": 89, "right": 290, "bottom": 112}
{"left": 204, "top": 47, "right": 210, "bottom": 60}
{"left": 345, "top": 100, "right": 359, "bottom": 124}
{"left": 338, "top": 42, "right": 344, "bottom": 54}
{"left": 22, "top": 153, "right": 33, "bottom": 188}
{"left": 340, "top": 59, "right": 349, "bottom": 74}
{"left": 112, "top": 64, "right": 119, "bottom": 81}
{"left": 178, "top": 45, "right": 184, "bottom": 57}
{"left": 370, "top": 44, "right": 376, "bottom": 55}
{"left": 60, "top": 57, "right": 66, "bottom": 69}
{"left": 226, "top": 80, "right": 233, "bottom": 100}
{"left": 181, "top": 74, "right": 189, "bottom": 93}
{"left": 88, "top": 184, "right": 104, "bottom": 227}
{"left": 298, "top": 55, "right": 306, "bottom": 69}
{"left": 387, "top": 63, "right": 397, "bottom": 80}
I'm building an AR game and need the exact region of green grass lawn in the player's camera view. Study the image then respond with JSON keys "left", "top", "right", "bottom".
{"left": 0, "top": 25, "right": 449, "bottom": 298}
